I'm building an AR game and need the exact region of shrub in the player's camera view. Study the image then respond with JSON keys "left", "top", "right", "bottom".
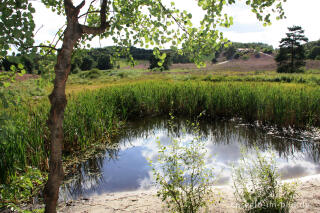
{"left": 71, "top": 55, "right": 83, "bottom": 72}
{"left": 0, "top": 167, "right": 46, "bottom": 210}
{"left": 309, "top": 46, "right": 320, "bottom": 60}
{"left": 80, "top": 55, "right": 95, "bottom": 71}
{"left": 71, "top": 66, "right": 81, "bottom": 74}
{"left": 224, "top": 45, "right": 236, "bottom": 60}
{"left": 262, "top": 48, "right": 273, "bottom": 55}
{"left": 20, "top": 55, "right": 34, "bottom": 74}
{"left": 97, "top": 54, "right": 113, "bottom": 70}
{"left": 150, "top": 113, "right": 215, "bottom": 213}
{"left": 80, "top": 68, "right": 101, "bottom": 79}
{"left": 234, "top": 52, "right": 240, "bottom": 59}
{"left": 254, "top": 51, "right": 261, "bottom": 58}
{"left": 117, "top": 72, "right": 128, "bottom": 78}
{"left": 315, "top": 55, "right": 320, "bottom": 60}
{"left": 202, "top": 74, "right": 213, "bottom": 81}
{"left": 232, "top": 148, "right": 297, "bottom": 213}
{"left": 211, "top": 57, "right": 218, "bottom": 64}
{"left": 149, "top": 52, "right": 172, "bottom": 71}
{"left": 242, "top": 55, "right": 250, "bottom": 60}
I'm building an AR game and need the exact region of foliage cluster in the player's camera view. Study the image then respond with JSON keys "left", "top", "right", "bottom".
{"left": 215, "top": 45, "right": 270, "bottom": 63}
{"left": 0, "top": 54, "right": 55, "bottom": 78}
{"left": 0, "top": 167, "right": 46, "bottom": 211}
{"left": 211, "top": 42, "right": 273, "bottom": 63}
{"left": 79, "top": 68, "right": 102, "bottom": 79}
{"left": 149, "top": 52, "right": 173, "bottom": 71}
{"left": 232, "top": 42, "right": 274, "bottom": 53}
{"left": 304, "top": 39, "right": 320, "bottom": 60}
{"left": 233, "top": 148, "right": 297, "bottom": 213}
{"left": 150, "top": 113, "right": 215, "bottom": 212}
{"left": 71, "top": 48, "right": 114, "bottom": 73}
{"left": 0, "top": 54, "right": 55, "bottom": 75}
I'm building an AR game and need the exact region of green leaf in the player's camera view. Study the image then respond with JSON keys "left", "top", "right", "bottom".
{"left": 3, "top": 82, "right": 10, "bottom": 88}
{"left": 10, "top": 65, "right": 16, "bottom": 72}
{"left": 18, "top": 63, "right": 24, "bottom": 69}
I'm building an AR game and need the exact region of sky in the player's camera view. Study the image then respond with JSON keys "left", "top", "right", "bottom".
{"left": 32, "top": 0, "right": 320, "bottom": 49}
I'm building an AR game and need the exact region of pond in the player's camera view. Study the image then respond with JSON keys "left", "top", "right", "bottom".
{"left": 59, "top": 117, "right": 320, "bottom": 201}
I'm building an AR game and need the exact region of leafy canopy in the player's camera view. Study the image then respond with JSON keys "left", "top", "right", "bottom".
{"left": 1, "top": 0, "right": 286, "bottom": 66}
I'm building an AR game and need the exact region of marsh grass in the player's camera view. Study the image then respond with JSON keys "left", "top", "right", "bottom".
{"left": 201, "top": 72, "right": 320, "bottom": 85}
{"left": 1, "top": 80, "right": 320, "bottom": 186}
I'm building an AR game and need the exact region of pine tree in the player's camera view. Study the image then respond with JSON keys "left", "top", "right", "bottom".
{"left": 275, "top": 26, "right": 308, "bottom": 73}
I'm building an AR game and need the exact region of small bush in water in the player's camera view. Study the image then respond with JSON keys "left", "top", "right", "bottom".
{"left": 150, "top": 113, "right": 216, "bottom": 213}
{"left": 232, "top": 148, "right": 297, "bottom": 213}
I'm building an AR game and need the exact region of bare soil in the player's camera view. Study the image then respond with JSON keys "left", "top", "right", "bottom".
{"left": 15, "top": 73, "right": 39, "bottom": 81}
{"left": 157, "top": 54, "right": 320, "bottom": 73}
{"left": 59, "top": 174, "right": 320, "bottom": 213}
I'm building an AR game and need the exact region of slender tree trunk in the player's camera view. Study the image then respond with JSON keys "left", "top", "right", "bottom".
{"left": 43, "top": 1, "right": 108, "bottom": 212}
{"left": 43, "top": 6, "right": 82, "bottom": 213}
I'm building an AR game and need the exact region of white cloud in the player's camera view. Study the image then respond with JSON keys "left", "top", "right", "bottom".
{"left": 219, "top": 0, "right": 320, "bottom": 47}
{"left": 32, "top": 2, "right": 65, "bottom": 45}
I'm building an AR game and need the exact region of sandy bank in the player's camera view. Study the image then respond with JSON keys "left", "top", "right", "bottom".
{"left": 59, "top": 174, "right": 320, "bottom": 213}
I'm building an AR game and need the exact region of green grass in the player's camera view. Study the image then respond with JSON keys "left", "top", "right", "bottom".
{"left": 200, "top": 72, "right": 320, "bottom": 85}
{"left": 115, "top": 59, "right": 149, "bottom": 69}
{"left": 2, "top": 80, "right": 320, "bottom": 185}
{"left": 67, "top": 68, "right": 146, "bottom": 86}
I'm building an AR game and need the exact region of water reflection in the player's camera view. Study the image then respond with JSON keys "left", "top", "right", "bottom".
{"left": 59, "top": 117, "right": 320, "bottom": 201}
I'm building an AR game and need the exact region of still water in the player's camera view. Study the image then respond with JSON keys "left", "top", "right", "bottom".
{"left": 59, "top": 117, "right": 320, "bottom": 201}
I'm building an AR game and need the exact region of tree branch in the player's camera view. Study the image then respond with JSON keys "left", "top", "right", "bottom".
{"left": 50, "top": 24, "right": 67, "bottom": 46}
{"left": 83, "top": 0, "right": 98, "bottom": 24}
{"left": 158, "top": 2, "right": 190, "bottom": 36}
{"left": 34, "top": 25, "right": 44, "bottom": 36}
{"left": 76, "top": 0, "right": 86, "bottom": 11}
{"left": 64, "top": 0, "right": 76, "bottom": 16}
{"left": 78, "top": 10, "right": 100, "bottom": 19}
{"left": 80, "top": 0, "right": 110, "bottom": 35}
{"left": 28, "top": 45, "right": 59, "bottom": 51}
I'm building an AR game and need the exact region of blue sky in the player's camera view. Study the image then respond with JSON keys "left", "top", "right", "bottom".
{"left": 32, "top": 0, "right": 320, "bottom": 49}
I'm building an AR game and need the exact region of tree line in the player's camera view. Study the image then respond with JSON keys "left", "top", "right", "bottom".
{"left": 304, "top": 39, "right": 320, "bottom": 60}
{"left": 0, "top": 41, "right": 279, "bottom": 74}
{"left": 1, "top": 37, "right": 319, "bottom": 75}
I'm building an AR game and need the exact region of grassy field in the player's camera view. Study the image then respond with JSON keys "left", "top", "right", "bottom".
{"left": 1, "top": 61, "right": 320, "bottom": 207}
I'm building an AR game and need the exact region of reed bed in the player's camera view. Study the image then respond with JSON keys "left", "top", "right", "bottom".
{"left": 1, "top": 80, "right": 320, "bottom": 183}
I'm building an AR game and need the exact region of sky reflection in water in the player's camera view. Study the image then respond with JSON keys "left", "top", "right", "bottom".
{"left": 59, "top": 118, "right": 320, "bottom": 201}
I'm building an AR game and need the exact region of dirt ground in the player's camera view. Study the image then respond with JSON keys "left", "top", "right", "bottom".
{"left": 170, "top": 55, "right": 320, "bottom": 72}
{"left": 59, "top": 174, "right": 320, "bottom": 213}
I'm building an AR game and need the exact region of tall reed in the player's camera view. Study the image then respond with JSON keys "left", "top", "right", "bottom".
{"left": 1, "top": 80, "right": 320, "bottom": 183}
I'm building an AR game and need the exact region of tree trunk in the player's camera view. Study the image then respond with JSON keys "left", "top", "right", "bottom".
{"left": 43, "top": 11, "right": 82, "bottom": 213}
{"left": 43, "top": 1, "right": 108, "bottom": 211}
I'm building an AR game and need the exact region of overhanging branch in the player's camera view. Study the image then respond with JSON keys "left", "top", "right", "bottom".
{"left": 27, "top": 45, "right": 59, "bottom": 51}
{"left": 78, "top": 10, "right": 100, "bottom": 19}
{"left": 80, "top": 0, "right": 110, "bottom": 35}
{"left": 76, "top": 0, "right": 86, "bottom": 10}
